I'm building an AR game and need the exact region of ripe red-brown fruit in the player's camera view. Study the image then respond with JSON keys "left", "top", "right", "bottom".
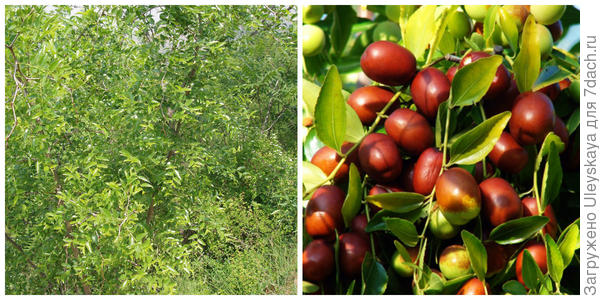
{"left": 310, "top": 142, "right": 355, "bottom": 181}
{"left": 303, "top": 239, "right": 335, "bottom": 282}
{"left": 516, "top": 242, "right": 548, "bottom": 285}
{"left": 436, "top": 168, "right": 482, "bottom": 225}
{"left": 457, "top": 278, "right": 490, "bottom": 295}
{"left": 399, "top": 159, "right": 416, "bottom": 192}
{"left": 339, "top": 232, "right": 370, "bottom": 277}
{"left": 553, "top": 116, "right": 569, "bottom": 151}
{"left": 360, "top": 41, "right": 417, "bottom": 86}
{"left": 358, "top": 133, "right": 403, "bottom": 183}
{"left": 480, "top": 177, "right": 523, "bottom": 227}
{"left": 347, "top": 86, "right": 395, "bottom": 125}
{"left": 485, "top": 241, "right": 508, "bottom": 277}
{"left": 413, "top": 148, "right": 443, "bottom": 195}
{"left": 410, "top": 67, "right": 451, "bottom": 120}
{"left": 350, "top": 214, "right": 368, "bottom": 237}
{"left": 509, "top": 91, "right": 556, "bottom": 145}
{"left": 473, "top": 161, "right": 495, "bottom": 183}
{"left": 489, "top": 132, "right": 529, "bottom": 174}
{"left": 521, "top": 197, "right": 558, "bottom": 238}
{"left": 483, "top": 75, "right": 519, "bottom": 116}
{"left": 385, "top": 108, "right": 434, "bottom": 155}
{"left": 446, "top": 66, "right": 458, "bottom": 83}
{"left": 536, "top": 83, "right": 560, "bottom": 101}
{"left": 459, "top": 51, "right": 510, "bottom": 99}
{"left": 305, "top": 185, "right": 346, "bottom": 239}
{"left": 547, "top": 20, "right": 563, "bottom": 41}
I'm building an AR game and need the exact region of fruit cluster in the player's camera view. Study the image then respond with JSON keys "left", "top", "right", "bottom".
{"left": 302, "top": 5, "right": 580, "bottom": 295}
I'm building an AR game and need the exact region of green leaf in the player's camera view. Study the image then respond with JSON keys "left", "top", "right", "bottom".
{"left": 522, "top": 249, "right": 544, "bottom": 290}
{"left": 544, "top": 234, "right": 564, "bottom": 284}
{"left": 535, "top": 132, "right": 565, "bottom": 172}
{"left": 302, "top": 79, "right": 321, "bottom": 117}
{"left": 393, "top": 240, "right": 412, "bottom": 262}
{"left": 331, "top": 6, "right": 357, "bottom": 56}
{"left": 302, "top": 161, "right": 327, "bottom": 193}
{"left": 344, "top": 103, "right": 365, "bottom": 143}
{"left": 514, "top": 15, "right": 541, "bottom": 93}
{"left": 461, "top": 230, "right": 487, "bottom": 280}
{"left": 361, "top": 252, "right": 388, "bottom": 295}
{"left": 532, "top": 65, "right": 572, "bottom": 91}
{"left": 342, "top": 164, "right": 362, "bottom": 227}
{"left": 489, "top": 216, "right": 549, "bottom": 245}
{"left": 302, "top": 281, "right": 320, "bottom": 294}
{"left": 346, "top": 280, "right": 356, "bottom": 295}
{"left": 303, "top": 127, "right": 325, "bottom": 161}
{"left": 315, "top": 65, "right": 346, "bottom": 152}
{"left": 566, "top": 108, "right": 580, "bottom": 135}
{"left": 498, "top": 7, "right": 518, "bottom": 52}
{"left": 558, "top": 220, "right": 580, "bottom": 267}
{"left": 540, "top": 142, "right": 562, "bottom": 210}
{"left": 448, "top": 111, "right": 511, "bottom": 165}
{"left": 449, "top": 55, "right": 503, "bottom": 107}
{"left": 483, "top": 6, "right": 499, "bottom": 46}
{"left": 384, "top": 217, "right": 419, "bottom": 247}
{"left": 502, "top": 280, "right": 527, "bottom": 295}
{"left": 365, "top": 192, "right": 424, "bottom": 213}
{"left": 441, "top": 274, "right": 473, "bottom": 295}
{"left": 366, "top": 208, "right": 426, "bottom": 233}
{"left": 404, "top": 5, "right": 437, "bottom": 60}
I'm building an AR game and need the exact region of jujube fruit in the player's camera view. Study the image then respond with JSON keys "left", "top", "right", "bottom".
{"left": 509, "top": 91, "right": 556, "bottom": 145}
{"left": 310, "top": 142, "right": 355, "bottom": 182}
{"left": 536, "top": 82, "right": 560, "bottom": 101}
{"left": 385, "top": 108, "right": 434, "bottom": 155}
{"left": 410, "top": 67, "right": 451, "bottom": 120}
{"left": 373, "top": 21, "right": 402, "bottom": 43}
{"left": 502, "top": 5, "right": 529, "bottom": 30}
{"left": 457, "top": 278, "right": 490, "bottom": 295}
{"left": 436, "top": 167, "right": 481, "bottom": 225}
{"left": 368, "top": 184, "right": 403, "bottom": 213}
{"left": 530, "top": 5, "right": 566, "bottom": 25}
{"left": 413, "top": 148, "right": 443, "bottom": 195}
{"left": 516, "top": 242, "right": 548, "bottom": 285}
{"left": 489, "top": 132, "right": 528, "bottom": 174}
{"left": 391, "top": 247, "right": 419, "bottom": 277}
{"left": 547, "top": 20, "right": 563, "bottom": 41}
{"left": 473, "top": 161, "right": 495, "bottom": 183}
{"left": 339, "top": 232, "right": 370, "bottom": 277}
{"left": 430, "top": 204, "right": 459, "bottom": 239}
{"left": 439, "top": 245, "right": 472, "bottom": 279}
{"left": 459, "top": 52, "right": 510, "bottom": 100}
{"left": 350, "top": 214, "right": 368, "bottom": 237}
{"left": 464, "top": 5, "right": 491, "bottom": 22}
{"left": 348, "top": 86, "right": 395, "bottom": 125}
{"left": 535, "top": 23, "right": 554, "bottom": 58}
{"left": 305, "top": 185, "right": 345, "bottom": 239}
{"left": 303, "top": 24, "right": 326, "bottom": 57}
{"left": 303, "top": 5, "right": 324, "bottom": 24}
{"left": 553, "top": 116, "right": 569, "bottom": 151}
{"left": 303, "top": 239, "right": 334, "bottom": 282}
{"left": 358, "top": 133, "right": 403, "bottom": 183}
{"left": 360, "top": 41, "right": 417, "bottom": 86}
{"left": 569, "top": 79, "right": 580, "bottom": 102}
{"left": 446, "top": 10, "right": 471, "bottom": 39}
{"left": 485, "top": 241, "right": 508, "bottom": 277}
{"left": 446, "top": 66, "right": 458, "bottom": 83}
{"left": 399, "top": 159, "right": 416, "bottom": 192}
{"left": 521, "top": 197, "right": 558, "bottom": 238}
{"left": 479, "top": 177, "right": 523, "bottom": 227}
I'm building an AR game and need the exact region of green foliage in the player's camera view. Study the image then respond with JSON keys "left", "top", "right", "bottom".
{"left": 5, "top": 5, "right": 296, "bottom": 295}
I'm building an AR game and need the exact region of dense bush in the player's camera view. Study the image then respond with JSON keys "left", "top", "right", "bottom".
{"left": 5, "top": 5, "right": 296, "bottom": 294}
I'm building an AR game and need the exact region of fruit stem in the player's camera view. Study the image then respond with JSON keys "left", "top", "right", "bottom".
{"left": 302, "top": 91, "right": 404, "bottom": 198}
{"left": 503, "top": 53, "right": 514, "bottom": 67}
{"left": 441, "top": 103, "right": 451, "bottom": 170}
{"left": 362, "top": 176, "right": 377, "bottom": 256}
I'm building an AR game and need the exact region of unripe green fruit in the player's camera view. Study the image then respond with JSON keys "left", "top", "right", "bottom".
{"left": 447, "top": 11, "right": 471, "bottom": 40}
{"left": 464, "top": 5, "right": 491, "bottom": 22}
{"left": 430, "top": 205, "right": 459, "bottom": 239}
{"left": 439, "top": 245, "right": 472, "bottom": 280}
{"left": 372, "top": 21, "right": 402, "bottom": 43}
{"left": 303, "top": 25, "right": 326, "bottom": 57}
{"left": 535, "top": 24, "right": 554, "bottom": 59}
{"left": 303, "top": 5, "right": 324, "bottom": 24}
{"left": 569, "top": 79, "right": 580, "bottom": 103}
{"left": 502, "top": 5, "right": 529, "bottom": 31}
{"left": 391, "top": 247, "right": 418, "bottom": 277}
{"left": 530, "top": 5, "right": 566, "bottom": 25}
{"left": 385, "top": 5, "right": 417, "bottom": 23}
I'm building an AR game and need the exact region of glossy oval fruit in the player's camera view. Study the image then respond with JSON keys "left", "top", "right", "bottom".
{"left": 436, "top": 168, "right": 482, "bottom": 225}
{"left": 350, "top": 214, "right": 368, "bottom": 237}
{"left": 358, "top": 133, "right": 403, "bottom": 183}
{"left": 530, "top": 5, "right": 566, "bottom": 25}
{"left": 391, "top": 246, "right": 419, "bottom": 277}
{"left": 535, "top": 24, "right": 554, "bottom": 58}
{"left": 303, "top": 239, "right": 334, "bottom": 282}
{"left": 485, "top": 241, "right": 508, "bottom": 277}
{"left": 385, "top": 108, "right": 434, "bottom": 155}
{"left": 459, "top": 52, "right": 510, "bottom": 100}
{"left": 339, "top": 232, "right": 370, "bottom": 277}
{"left": 457, "top": 278, "right": 490, "bottom": 295}
{"left": 502, "top": 5, "right": 529, "bottom": 30}
{"left": 430, "top": 204, "right": 459, "bottom": 239}
{"left": 410, "top": 67, "right": 451, "bottom": 120}
{"left": 413, "top": 148, "right": 443, "bottom": 195}
{"left": 536, "top": 82, "right": 560, "bottom": 101}
{"left": 303, "top": 5, "right": 324, "bottom": 24}
{"left": 521, "top": 197, "right": 558, "bottom": 238}
{"left": 303, "top": 24, "right": 326, "bottom": 57}
{"left": 509, "top": 91, "right": 556, "bottom": 145}
{"left": 439, "top": 245, "right": 472, "bottom": 279}
{"left": 347, "top": 86, "right": 395, "bottom": 125}
{"left": 516, "top": 242, "right": 548, "bottom": 285}
{"left": 360, "top": 41, "right": 417, "bottom": 86}
{"left": 399, "top": 159, "right": 416, "bottom": 192}
{"left": 480, "top": 177, "right": 523, "bottom": 227}
{"left": 373, "top": 21, "right": 402, "bottom": 42}
{"left": 447, "top": 10, "right": 471, "bottom": 39}
{"left": 547, "top": 20, "right": 563, "bottom": 41}
{"left": 305, "top": 185, "right": 346, "bottom": 238}
{"left": 489, "top": 132, "right": 528, "bottom": 174}
{"left": 464, "top": 5, "right": 491, "bottom": 22}
{"left": 473, "top": 161, "right": 495, "bottom": 183}
{"left": 554, "top": 116, "right": 569, "bottom": 151}
{"left": 310, "top": 142, "right": 355, "bottom": 182}
{"left": 446, "top": 66, "right": 458, "bottom": 83}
